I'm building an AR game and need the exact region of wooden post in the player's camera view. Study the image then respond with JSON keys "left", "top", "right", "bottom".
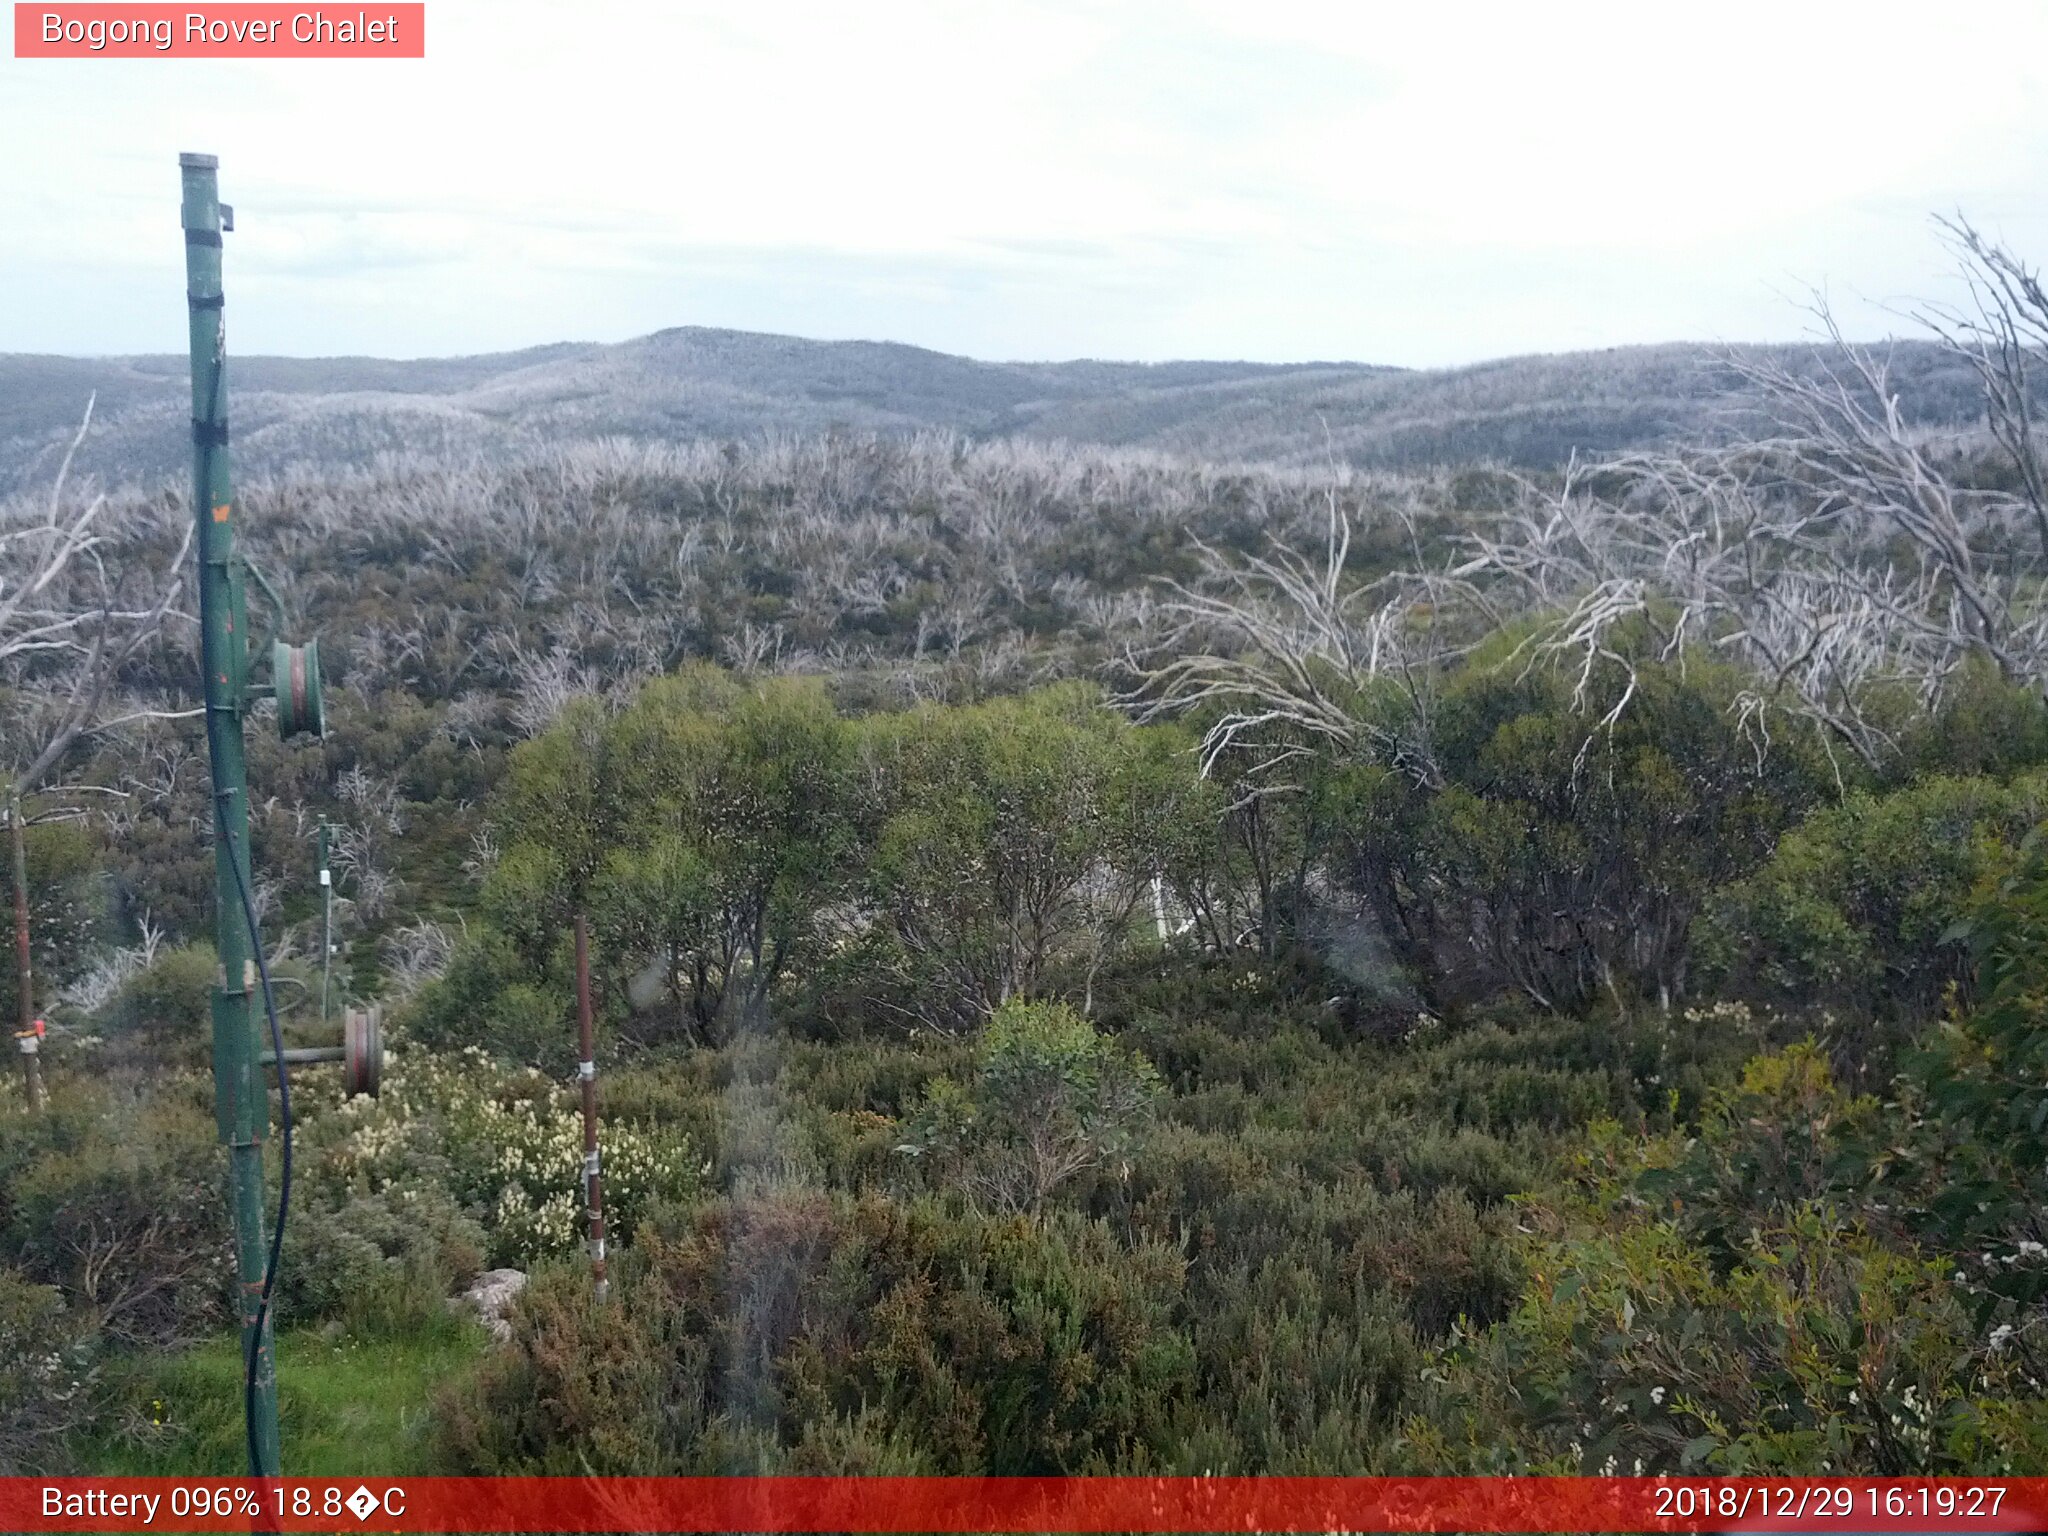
{"left": 317, "top": 820, "right": 332, "bottom": 1022}
{"left": 575, "top": 913, "right": 608, "bottom": 1301}
{"left": 9, "top": 798, "right": 43, "bottom": 1111}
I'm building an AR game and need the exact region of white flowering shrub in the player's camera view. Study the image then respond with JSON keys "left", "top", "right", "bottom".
{"left": 322, "top": 1044, "right": 698, "bottom": 1267}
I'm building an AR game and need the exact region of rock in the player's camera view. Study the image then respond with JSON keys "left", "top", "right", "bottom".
{"left": 450, "top": 1267, "right": 527, "bottom": 1344}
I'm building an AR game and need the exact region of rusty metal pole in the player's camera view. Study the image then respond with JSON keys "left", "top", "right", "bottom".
{"left": 9, "top": 798, "right": 43, "bottom": 1111}
{"left": 574, "top": 913, "right": 608, "bottom": 1301}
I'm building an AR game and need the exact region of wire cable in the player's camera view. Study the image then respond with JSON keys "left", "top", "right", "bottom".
{"left": 211, "top": 728, "right": 294, "bottom": 1478}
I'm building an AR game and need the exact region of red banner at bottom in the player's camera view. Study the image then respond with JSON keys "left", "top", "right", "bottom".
{"left": 8, "top": 1476, "right": 2047, "bottom": 1534}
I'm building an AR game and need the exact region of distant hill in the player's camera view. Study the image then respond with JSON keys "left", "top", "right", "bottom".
{"left": 0, "top": 326, "right": 1992, "bottom": 492}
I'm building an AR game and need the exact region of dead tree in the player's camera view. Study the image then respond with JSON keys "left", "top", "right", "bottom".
{"left": 1449, "top": 220, "right": 2048, "bottom": 779}
{"left": 1126, "top": 476, "right": 1468, "bottom": 791}
{"left": 1, "top": 399, "right": 191, "bottom": 1101}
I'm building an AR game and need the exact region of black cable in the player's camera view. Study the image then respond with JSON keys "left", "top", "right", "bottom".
{"left": 213, "top": 758, "right": 294, "bottom": 1478}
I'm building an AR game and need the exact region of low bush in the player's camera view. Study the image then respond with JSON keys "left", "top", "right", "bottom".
{"left": 2, "top": 1080, "right": 227, "bottom": 1348}
{"left": 1696, "top": 770, "right": 2048, "bottom": 1030}
{"left": 406, "top": 931, "right": 579, "bottom": 1074}
{"left": 1401, "top": 1046, "right": 2048, "bottom": 1474}
{"left": 435, "top": 1188, "right": 1198, "bottom": 1474}
{"left": 279, "top": 1184, "right": 486, "bottom": 1335}
{"left": 898, "top": 999, "right": 1161, "bottom": 1216}
{"left": 0, "top": 1267, "right": 97, "bottom": 1474}
{"left": 1871, "top": 838, "right": 2048, "bottom": 1329}
{"left": 94, "top": 944, "right": 216, "bottom": 1069}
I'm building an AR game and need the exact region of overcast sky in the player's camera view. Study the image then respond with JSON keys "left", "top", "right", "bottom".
{"left": 5, "top": 0, "right": 2046, "bottom": 366}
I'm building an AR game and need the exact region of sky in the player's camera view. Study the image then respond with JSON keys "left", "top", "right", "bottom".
{"left": 4, "top": 0, "right": 2047, "bottom": 367}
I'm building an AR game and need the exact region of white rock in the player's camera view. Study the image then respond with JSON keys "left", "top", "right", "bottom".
{"left": 450, "top": 1267, "right": 527, "bottom": 1343}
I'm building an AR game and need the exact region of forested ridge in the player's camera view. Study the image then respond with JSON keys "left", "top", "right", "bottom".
{"left": 5, "top": 229, "right": 2048, "bottom": 1477}
{"left": 0, "top": 329, "right": 2000, "bottom": 491}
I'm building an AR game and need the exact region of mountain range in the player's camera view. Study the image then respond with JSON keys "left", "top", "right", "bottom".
{"left": 0, "top": 326, "right": 1990, "bottom": 493}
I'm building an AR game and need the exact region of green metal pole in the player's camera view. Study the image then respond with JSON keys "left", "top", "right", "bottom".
{"left": 181, "top": 151, "right": 280, "bottom": 1477}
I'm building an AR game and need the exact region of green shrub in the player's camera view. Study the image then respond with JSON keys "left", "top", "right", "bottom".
{"left": 1174, "top": 1263, "right": 1419, "bottom": 1473}
{"left": 0, "top": 1267, "right": 96, "bottom": 1474}
{"left": 1407, "top": 1199, "right": 2044, "bottom": 1473}
{"left": 1332, "top": 648, "right": 1824, "bottom": 1012}
{"left": 96, "top": 943, "right": 216, "bottom": 1068}
{"left": 900, "top": 1000, "right": 1161, "bottom": 1216}
{"left": 1402, "top": 1048, "right": 2048, "bottom": 1474}
{"left": 435, "top": 1189, "right": 1198, "bottom": 1474}
{"left": 1878, "top": 837, "right": 2048, "bottom": 1324}
{"left": 1633, "top": 1046, "right": 1879, "bottom": 1266}
{"left": 1898, "top": 660, "right": 2048, "bottom": 781}
{"left": 280, "top": 1183, "right": 486, "bottom": 1334}
{"left": 407, "top": 931, "right": 577, "bottom": 1074}
{"left": 859, "top": 685, "right": 1177, "bottom": 1030}
{"left": 3, "top": 1083, "right": 227, "bottom": 1348}
{"left": 0, "top": 1073, "right": 114, "bottom": 1235}
{"left": 0, "top": 817, "right": 111, "bottom": 1030}
{"left": 486, "top": 669, "right": 864, "bottom": 1047}
{"left": 1697, "top": 770, "right": 2048, "bottom": 1025}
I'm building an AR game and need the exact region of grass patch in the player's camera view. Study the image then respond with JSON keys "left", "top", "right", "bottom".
{"left": 79, "top": 1319, "right": 488, "bottom": 1476}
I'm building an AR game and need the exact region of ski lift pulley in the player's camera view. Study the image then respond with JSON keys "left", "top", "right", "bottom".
{"left": 342, "top": 1004, "right": 381, "bottom": 1097}
{"left": 273, "top": 637, "right": 324, "bottom": 738}
{"left": 259, "top": 1003, "right": 383, "bottom": 1098}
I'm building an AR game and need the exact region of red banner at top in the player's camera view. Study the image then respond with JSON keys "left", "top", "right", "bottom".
{"left": 4, "top": 1477, "right": 2047, "bottom": 1534}
{"left": 13, "top": 4, "right": 424, "bottom": 57}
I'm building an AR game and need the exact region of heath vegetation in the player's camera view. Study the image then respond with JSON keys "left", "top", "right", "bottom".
{"left": 4, "top": 222, "right": 2047, "bottom": 1475}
